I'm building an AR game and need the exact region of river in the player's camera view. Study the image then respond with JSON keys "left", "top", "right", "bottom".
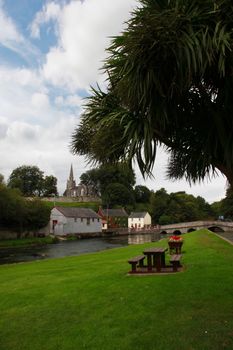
{"left": 0, "top": 232, "right": 163, "bottom": 265}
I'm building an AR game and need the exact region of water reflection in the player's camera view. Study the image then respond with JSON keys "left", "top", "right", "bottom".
{"left": 128, "top": 232, "right": 161, "bottom": 244}
{"left": 0, "top": 232, "right": 163, "bottom": 265}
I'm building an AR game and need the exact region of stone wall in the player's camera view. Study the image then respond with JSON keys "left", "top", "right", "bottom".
{"left": 41, "top": 196, "right": 101, "bottom": 203}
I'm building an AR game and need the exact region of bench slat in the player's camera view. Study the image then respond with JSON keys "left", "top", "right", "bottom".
{"left": 170, "top": 254, "right": 182, "bottom": 272}
{"left": 128, "top": 255, "right": 145, "bottom": 263}
{"left": 170, "top": 254, "right": 182, "bottom": 262}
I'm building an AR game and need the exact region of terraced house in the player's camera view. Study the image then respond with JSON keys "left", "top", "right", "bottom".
{"left": 98, "top": 207, "right": 128, "bottom": 230}
{"left": 128, "top": 212, "right": 152, "bottom": 229}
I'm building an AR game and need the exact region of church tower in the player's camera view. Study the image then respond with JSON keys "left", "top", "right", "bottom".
{"left": 66, "top": 164, "right": 76, "bottom": 195}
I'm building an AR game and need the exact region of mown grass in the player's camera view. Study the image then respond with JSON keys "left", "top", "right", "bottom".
{"left": 1, "top": 229, "right": 233, "bottom": 350}
{"left": 43, "top": 201, "right": 100, "bottom": 211}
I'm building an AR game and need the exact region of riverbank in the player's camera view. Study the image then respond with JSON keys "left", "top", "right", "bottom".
{"left": 0, "top": 236, "right": 57, "bottom": 248}
{"left": 1, "top": 229, "right": 233, "bottom": 349}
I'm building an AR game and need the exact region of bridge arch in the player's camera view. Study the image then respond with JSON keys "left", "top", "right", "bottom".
{"left": 173, "top": 230, "right": 181, "bottom": 235}
{"left": 187, "top": 228, "right": 196, "bottom": 233}
{"left": 208, "top": 226, "right": 224, "bottom": 233}
{"left": 160, "top": 230, "right": 167, "bottom": 235}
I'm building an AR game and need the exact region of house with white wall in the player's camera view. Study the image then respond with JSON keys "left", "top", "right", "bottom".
{"left": 128, "top": 212, "right": 151, "bottom": 229}
{"left": 50, "top": 207, "right": 102, "bottom": 236}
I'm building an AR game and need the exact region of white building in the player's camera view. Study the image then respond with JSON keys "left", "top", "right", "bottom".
{"left": 50, "top": 207, "right": 102, "bottom": 236}
{"left": 128, "top": 212, "right": 152, "bottom": 229}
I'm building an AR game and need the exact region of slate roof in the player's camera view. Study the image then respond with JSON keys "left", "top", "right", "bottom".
{"left": 55, "top": 207, "right": 100, "bottom": 219}
{"left": 128, "top": 212, "right": 148, "bottom": 219}
{"left": 101, "top": 208, "right": 128, "bottom": 217}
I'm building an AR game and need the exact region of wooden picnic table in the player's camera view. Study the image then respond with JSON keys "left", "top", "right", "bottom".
{"left": 143, "top": 247, "right": 168, "bottom": 272}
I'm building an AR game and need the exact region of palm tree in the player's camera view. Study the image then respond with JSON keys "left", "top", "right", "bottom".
{"left": 72, "top": 0, "right": 233, "bottom": 186}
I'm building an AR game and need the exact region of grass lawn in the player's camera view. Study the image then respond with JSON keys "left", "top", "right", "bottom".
{"left": 1, "top": 229, "right": 233, "bottom": 350}
{"left": 44, "top": 201, "right": 100, "bottom": 211}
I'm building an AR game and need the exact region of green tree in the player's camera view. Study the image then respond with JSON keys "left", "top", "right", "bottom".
{"left": 79, "top": 168, "right": 100, "bottom": 195}
{"left": 158, "top": 215, "right": 173, "bottom": 225}
{"left": 72, "top": 0, "right": 233, "bottom": 187}
{"left": 80, "top": 163, "right": 136, "bottom": 198}
{"left": 0, "top": 173, "right": 4, "bottom": 184}
{"left": 221, "top": 187, "right": 233, "bottom": 220}
{"left": 102, "top": 183, "right": 135, "bottom": 207}
{"left": 43, "top": 175, "right": 58, "bottom": 197}
{"left": 150, "top": 188, "right": 213, "bottom": 224}
{"left": 196, "top": 196, "right": 214, "bottom": 219}
{"left": 8, "top": 165, "right": 44, "bottom": 196}
{"left": 211, "top": 200, "right": 223, "bottom": 219}
{"left": 134, "top": 185, "right": 151, "bottom": 203}
{"left": 0, "top": 183, "right": 26, "bottom": 231}
{"left": 0, "top": 183, "right": 50, "bottom": 235}
{"left": 150, "top": 188, "right": 170, "bottom": 223}
{"left": 25, "top": 199, "right": 50, "bottom": 230}
{"left": 8, "top": 165, "right": 58, "bottom": 197}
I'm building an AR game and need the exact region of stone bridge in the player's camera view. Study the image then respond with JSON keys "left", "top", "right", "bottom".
{"left": 159, "top": 221, "right": 233, "bottom": 234}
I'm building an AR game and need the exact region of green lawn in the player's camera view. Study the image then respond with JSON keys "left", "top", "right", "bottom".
{"left": 44, "top": 201, "right": 100, "bottom": 211}
{"left": 1, "top": 229, "right": 233, "bottom": 350}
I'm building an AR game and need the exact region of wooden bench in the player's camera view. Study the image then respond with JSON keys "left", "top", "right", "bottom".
{"left": 128, "top": 255, "right": 145, "bottom": 273}
{"left": 170, "top": 254, "right": 182, "bottom": 272}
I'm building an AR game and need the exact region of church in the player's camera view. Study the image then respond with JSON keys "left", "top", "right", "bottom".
{"left": 63, "top": 165, "right": 95, "bottom": 198}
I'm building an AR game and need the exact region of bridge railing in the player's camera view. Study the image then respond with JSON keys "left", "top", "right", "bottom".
{"left": 160, "top": 220, "right": 233, "bottom": 231}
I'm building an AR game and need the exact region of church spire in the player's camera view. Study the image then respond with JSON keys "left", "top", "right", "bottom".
{"left": 69, "top": 164, "right": 74, "bottom": 181}
{"left": 66, "top": 164, "right": 76, "bottom": 191}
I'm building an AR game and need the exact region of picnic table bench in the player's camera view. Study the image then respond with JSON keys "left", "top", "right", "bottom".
{"left": 128, "top": 255, "right": 145, "bottom": 273}
{"left": 170, "top": 254, "right": 182, "bottom": 272}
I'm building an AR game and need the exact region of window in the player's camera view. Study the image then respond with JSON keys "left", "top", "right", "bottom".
{"left": 92, "top": 218, "right": 94, "bottom": 222}
{"left": 87, "top": 218, "right": 90, "bottom": 225}
{"left": 81, "top": 218, "right": 83, "bottom": 222}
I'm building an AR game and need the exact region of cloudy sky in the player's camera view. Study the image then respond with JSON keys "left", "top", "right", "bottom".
{"left": 0, "top": 0, "right": 227, "bottom": 203}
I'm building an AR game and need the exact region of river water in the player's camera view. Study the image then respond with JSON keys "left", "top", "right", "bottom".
{"left": 0, "top": 232, "right": 163, "bottom": 265}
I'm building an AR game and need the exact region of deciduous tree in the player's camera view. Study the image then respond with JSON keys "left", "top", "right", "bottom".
{"left": 8, "top": 165, "right": 58, "bottom": 197}
{"left": 8, "top": 165, "right": 44, "bottom": 196}
{"left": 80, "top": 163, "right": 136, "bottom": 199}
{"left": 134, "top": 185, "right": 151, "bottom": 203}
{"left": 43, "top": 175, "right": 58, "bottom": 197}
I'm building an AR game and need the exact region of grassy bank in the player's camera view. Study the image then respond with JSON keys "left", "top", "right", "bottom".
{"left": 1, "top": 229, "right": 233, "bottom": 349}
{"left": 0, "top": 236, "right": 57, "bottom": 248}
{"left": 44, "top": 201, "right": 100, "bottom": 211}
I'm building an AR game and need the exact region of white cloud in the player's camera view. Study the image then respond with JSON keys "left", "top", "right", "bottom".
{"left": 55, "top": 94, "right": 83, "bottom": 107}
{"left": 41, "top": 0, "right": 138, "bottom": 90}
{"left": 31, "top": 92, "right": 50, "bottom": 110}
{"left": 0, "top": 3, "right": 23, "bottom": 44}
{"left": 0, "top": 3, "right": 40, "bottom": 62}
{"left": 136, "top": 147, "right": 227, "bottom": 204}
{"left": 0, "top": 117, "right": 8, "bottom": 138}
{"left": 7, "top": 121, "right": 41, "bottom": 141}
{"left": 0, "top": 63, "right": 84, "bottom": 195}
{"left": 30, "top": 1, "right": 61, "bottom": 39}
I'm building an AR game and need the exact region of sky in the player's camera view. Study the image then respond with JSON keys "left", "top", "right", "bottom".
{"left": 0, "top": 0, "right": 228, "bottom": 203}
